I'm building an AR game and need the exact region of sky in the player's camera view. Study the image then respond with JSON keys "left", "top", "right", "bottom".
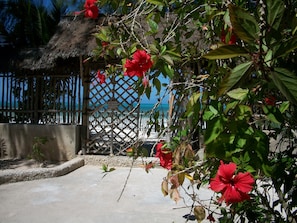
{"left": 142, "top": 77, "right": 170, "bottom": 105}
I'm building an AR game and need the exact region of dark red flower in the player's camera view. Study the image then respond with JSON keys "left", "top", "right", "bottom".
{"left": 101, "top": 41, "right": 109, "bottom": 47}
{"left": 124, "top": 50, "right": 153, "bottom": 78}
{"left": 97, "top": 70, "right": 106, "bottom": 84}
{"left": 84, "top": 0, "right": 99, "bottom": 19}
{"left": 210, "top": 161, "right": 254, "bottom": 204}
{"left": 155, "top": 141, "right": 172, "bottom": 170}
{"left": 221, "top": 27, "right": 236, "bottom": 45}
{"left": 264, "top": 96, "right": 276, "bottom": 106}
{"left": 207, "top": 213, "right": 215, "bottom": 222}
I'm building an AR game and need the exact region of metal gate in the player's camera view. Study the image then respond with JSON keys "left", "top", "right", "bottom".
{"left": 86, "top": 73, "right": 140, "bottom": 155}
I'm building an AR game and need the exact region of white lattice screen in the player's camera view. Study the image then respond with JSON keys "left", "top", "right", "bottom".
{"left": 87, "top": 74, "right": 140, "bottom": 155}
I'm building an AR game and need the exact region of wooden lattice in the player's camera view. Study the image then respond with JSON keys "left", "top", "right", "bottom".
{"left": 87, "top": 74, "right": 140, "bottom": 155}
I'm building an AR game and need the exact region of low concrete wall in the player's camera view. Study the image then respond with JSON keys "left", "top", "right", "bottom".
{"left": 0, "top": 124, "right": 81, "bottom": 161}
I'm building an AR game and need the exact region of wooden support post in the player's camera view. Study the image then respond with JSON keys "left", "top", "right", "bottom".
{"left": 81, "top": 56, "right": 90, "bottom": 155}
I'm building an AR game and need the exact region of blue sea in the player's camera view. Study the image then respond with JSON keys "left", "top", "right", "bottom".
{"left": 139, "top": 103, "right": 169, "bottom": 113}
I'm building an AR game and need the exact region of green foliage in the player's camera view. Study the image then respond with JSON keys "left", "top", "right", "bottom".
{"left": 228, "top": 4, "right": 259, "bottom": 45}
{"left": 30, "top": 136, "right": 48, "bottom": 162}
{"left": 202, "top": 45, "right": 249, "bottom": 60}
{"left": 89, "top": 0, "right": 297, "bottom": 221}
{"left": 271, "top": 68, "right": 297, "bottom": 105}
{"left": 102, "top": 164, "right": 116, "bottom": 173}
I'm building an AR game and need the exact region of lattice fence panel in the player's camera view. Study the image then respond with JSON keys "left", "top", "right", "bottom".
{"left": 87, "top": 73, "right": 140, "bottom": 155}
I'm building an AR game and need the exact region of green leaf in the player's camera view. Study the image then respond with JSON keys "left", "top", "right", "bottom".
{"left": 270, "top": 68, "right": 297, "bottom": 105}
{"left": 243, "top": 152, "right": 250, "bottom": 163}
{"left": 94, "top": 27, "right": 110, "bottom": 42}
{"left": 166, "top": 50, "right": 181, "bottom": 61}
{"left": 227, "top": 88, "right": 249, "bottom": 101}
{"left": 279, "top": 101, "right": 290, "bottom": 113}
{"left": 219, "top": 61, "right": 253, "bottom": 95}
{"left": 262, "top": 164, "right": 274, "bottom": 177}
{"left": 203, "top": 45, "right": 248, "bottom": 60}
{"left": 145, "top": 86, "right": 151, "bottom": 99}
{"left": 228, "top": 4, "right": 259, "bottom": 45}
{"left": 236, "top": 105, "right": 252, "bottom": 121}
{"left": 209, "top": 105, "right": 218, "bottom": 116}
{"left": 146, "top": 0, "right": 164, "bottom": 6}
{"left": 204, "top": 117, "right": 225, "bottom": 144}
{"left": 162, "top": 54, "right": 174, "bottom": 65}
{"left": 163, "top": 64, "right": 174, "bottom": 78}
{"left": 153, "top": 78, "right": 161, "bottom": 94}
{"left": 273, "top": 36, "right": 297, "bottom": 59}
{"left": 236, "top": 138, "right": 247, "bottom": 148}
{"left": 187, "top": 92, "right": 201, "bottom": 110}
{"left": 186, "top": 92, "right": 201, "bottom": 116}
{"left": 149, "top": 44, "right": 159, "bottom": 54}
{"left": 224, "top": 101, "right": 239, "bottom": 114}
{"left": 147, "top": 19, "right": 158, "bottom": 34}
{"left": 266, "top": 0, "right": 285, "bottom": 30}
{"left": 203, "top": 110, "right": 215, "bottom": 120}
{"left": 232, "top": 156, "right": 241, "bottom": 164}
{"left": 262, "top": 105, "right": 283, "bottom": 124}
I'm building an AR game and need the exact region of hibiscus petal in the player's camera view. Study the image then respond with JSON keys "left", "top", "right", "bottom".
{"left": 217, "top": 161, "right": 236, "bottom": 181}
{"left": 133, "top": 49, "right": 148, "bottom": 61}
{"left": 209, "top": 175, "right": 227, "bottom": 192}
{"left": 124, "top": 59, "right": 144, "bottom": 77}
{"left": 234, "top": 172, "right": 254, "bottom": 193}
{"left": 223, "top": 185, "right": 250, "bottom": 204}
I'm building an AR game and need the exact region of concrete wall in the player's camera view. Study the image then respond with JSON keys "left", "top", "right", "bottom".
{"left": 0, "top": 124, "right": 81, "bottom": 161}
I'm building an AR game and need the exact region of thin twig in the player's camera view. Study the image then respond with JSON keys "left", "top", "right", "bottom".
{"left": 117, "top": 158, "right": 135, "bottom": 202}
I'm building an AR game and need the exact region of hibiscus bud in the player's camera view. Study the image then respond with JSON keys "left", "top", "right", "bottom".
{"left": 145, "top": 161, "right": 154, "bottom": 173}
{"left": 229, "top": 33, "right": 236, "bottom": 44}
{"left": 194, "top": 206, "right": 206, "bottom": 223}
{"left": 207, "top": 213, "right": 215, "bottom": 222}
{"left": 142, "top": 77, "right": 149, "bottom": 87}
{"left": 220, "top": 28, "right": 226, "bottom": 43}
{"left": 126, "top": 147, "right": 134, "bottom": 157}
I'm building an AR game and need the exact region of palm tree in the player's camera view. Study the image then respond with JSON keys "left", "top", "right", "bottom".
{"left": 0, "top": 0, "right": 70, "bottom": 48}
{"left": 0, "top": 0, "right": 76, "bottom": 123}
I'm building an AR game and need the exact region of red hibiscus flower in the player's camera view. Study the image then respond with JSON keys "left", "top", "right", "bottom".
{"left": 84, "top": 0, "right": 99, "bottom": 19}
{"left": 74, "top": 0, "right": 99, "bottom": 19}
{"left": 210, "top": 161, "right": 254, "bottom": 204}
{"left": 264, "top": 95, "right": 276, "bottom": 106}
{"left": 155, "top": 141, "right": 172, "bottom": 170}
{"left": 124, "top": 49, "right": 153, "bottom": 78}
{"left": 101, "top": 41, "right": 109, "bottom": 47}
{"left": 97, "top": 70, "right": 106, "bottom": 84}
{"left": 221, "top": 27, "right": 236, "bottom": 45}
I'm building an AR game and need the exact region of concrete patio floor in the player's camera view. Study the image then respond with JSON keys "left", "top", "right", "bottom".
{"left": 0, "top": 165, "right": 215, "bottom": 223}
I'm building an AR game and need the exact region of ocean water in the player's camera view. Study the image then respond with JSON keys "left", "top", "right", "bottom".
{"left": 139, "top": 103, "right": 169, "bottom": 113}
{"left": 0, "top": 101, "right": 169, "bottom": 124}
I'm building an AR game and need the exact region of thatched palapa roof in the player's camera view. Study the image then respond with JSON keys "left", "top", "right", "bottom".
{"left": 17, "top": 13, "right": 207, "bottom": 74}
{"left": 20, "top": 15, "right": 105, "bottom": 73}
